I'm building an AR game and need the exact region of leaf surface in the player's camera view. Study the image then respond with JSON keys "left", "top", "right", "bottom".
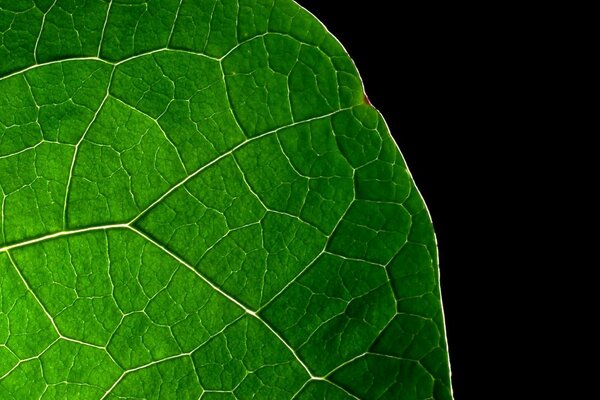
{"left": 0, "top": 1, "right": 451, "bottom": 399}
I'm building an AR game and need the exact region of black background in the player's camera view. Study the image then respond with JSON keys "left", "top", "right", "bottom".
{"left": 296, "top": 1, "right": 481, "bottom": 397}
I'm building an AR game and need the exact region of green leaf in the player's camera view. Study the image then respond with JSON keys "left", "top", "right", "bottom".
{"left": 0, "top": 0, "right": 451, "bottom": 399}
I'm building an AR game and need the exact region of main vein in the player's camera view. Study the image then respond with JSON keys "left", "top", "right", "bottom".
{"left": 0, "top": 224, "right": 129, "bottom": 253}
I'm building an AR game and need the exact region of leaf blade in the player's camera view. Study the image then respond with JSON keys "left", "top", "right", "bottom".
{"left": 0, "top": 1, "right": 451, "bottom": 398}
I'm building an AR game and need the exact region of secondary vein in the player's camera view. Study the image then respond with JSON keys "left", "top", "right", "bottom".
{"left": 0, "top": 223, "right": 129, "bottom": 253}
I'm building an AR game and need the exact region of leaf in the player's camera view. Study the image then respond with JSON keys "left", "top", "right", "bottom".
{"left": 0, "top": 0, "right": 451, "bottom": 399}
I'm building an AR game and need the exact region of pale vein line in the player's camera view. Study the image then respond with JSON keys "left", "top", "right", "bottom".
{"left": 323, "top": 379, "right": 361, "bottom": 400}
{"left": 0, "top": 47, "right": 222, "bottom": 84}
{"left": 100, "top": 355, "right": 188, "bottom": 399}
{"left": 62, "top": 66, "right": 115, "bottom": 229}
{"left": 323, "top": 350, "right": 429, "bottom": 396}
{"left": 323, "top": 250, "right": 386, "bottom": 268}
{"left": 324, "top": 352, "right": 366, "bottom": 378}
{"left": 34, "top": 0, "right": 58, "bottom": 64}
{"left": 167, "top": 0, "right": 184, "bottom": 46}
{"left": 290, "top": 379, "right": 312, "bottom": 400}
{"left": 0, "top": 141, "right": 44, "bottom": 160}
{"left": 202, "top": 0, "right": 218, "bottom": 53}
{"left": 128, "top": 225, "right": 251, "bottom": 313}
{"left": 97, "top": 0, "right": 113, "bottom": 58}
{"left": 0, "top": 224, "right": 128, "bottom": 253}
{"left": 257, "top": 248, "right": 324, "bottom": 313}
{"left": 127, "top": 225, "right": 317, "bottom": 380}
{"left": 254, "top": 314, "right": 316, "bottom": 379}
{"left": 5, "top": 251, "right": 61, "bottom": 336}
{"left": 219, "top": 60, "right": 247, "bottom": 139}
{"left": 218, "top": 32, "right": 269, "bottom": 61}
{"left": 114, "top": 47, "right": 220, "bottom": 65}
{"left": 0, "top": 57, "right": 110, "bottom": 83}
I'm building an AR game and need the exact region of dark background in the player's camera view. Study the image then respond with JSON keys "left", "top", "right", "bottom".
{"left": 296, "top": 1, "right": 484, "bottom": 398}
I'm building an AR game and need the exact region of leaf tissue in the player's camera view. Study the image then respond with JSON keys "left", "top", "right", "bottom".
{"left": 0, "top": 0, "right": 451, "bottom": 399}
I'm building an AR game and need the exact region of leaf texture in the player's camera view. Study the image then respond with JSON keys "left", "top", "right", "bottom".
{"left": 0, "top": 0, "right": 451, "bottom": 399}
